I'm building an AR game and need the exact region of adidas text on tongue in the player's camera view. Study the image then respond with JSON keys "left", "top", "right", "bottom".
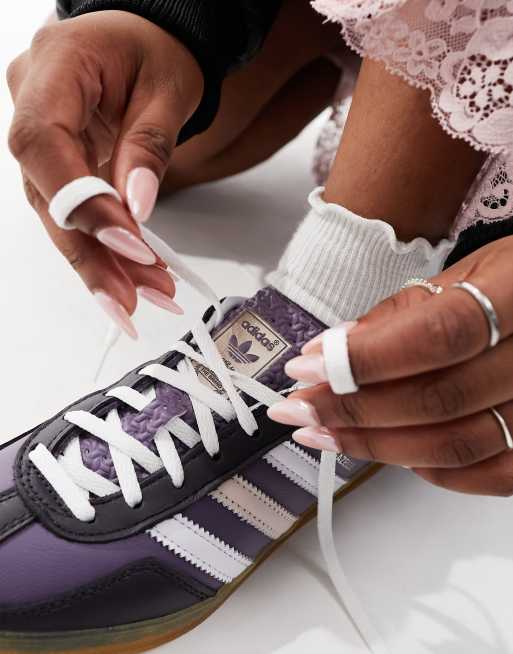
{"left": 240, "top": 320, "right": 278, "bottom": 351}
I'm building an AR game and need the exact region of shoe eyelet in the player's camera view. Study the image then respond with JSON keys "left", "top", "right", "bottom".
{"left": 211, "top": 451, "right": 222, "bottom": 462}
{"left": 132, "top": 500, "right": 144, "bottom": 510}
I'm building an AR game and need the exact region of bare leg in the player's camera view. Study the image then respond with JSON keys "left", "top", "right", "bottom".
{"left": 165, "top": 58, "right": 340, "bottom": 191}
{"left": 324, "top": 60, "right": 486, "bottom": 242}
{"left": 163, "top": 0, "right": 342, "bottom": 191}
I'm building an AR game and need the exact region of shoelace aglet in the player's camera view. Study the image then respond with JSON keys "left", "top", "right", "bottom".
{"left": 93, "top": 324, "right": 122, "bottom": 383}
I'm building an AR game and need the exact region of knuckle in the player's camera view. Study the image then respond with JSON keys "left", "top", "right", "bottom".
{"left": 30, "top": 25, "right": 57, "bottom": 51}
{"left": 59, "top": 241, "right": 86, "bottom": 272}
{"left": 9, "top": 119, "right": 67, "bottom": 163}
{"left": 424, "top": 303, "right": 481, "bottom": 360}
{"left": 8, "top": 116, "right": 40, "bottom": 160}
{"left": 127, "top": 124, "right": 172, "bottom": 168}
{"left": 378, "top": 293, "right": 406, "bottom": 318}
{"left": 334, "top": 394, "right": 365, "bottom": 427}
{"left": 6, "top": 56, "right": 22, "bottom": 92}
{"left": 433, "top": 435, "right": 479, "bottom": 467}
{"left": 22, "top": 174, "right": 43, "bottom": 212}
{"left": 362, "top": 287, "right": 428, "bottom": 325}
{"left": 419, "top": 378, "right": 466, "bottom": 421}
{"left": 358, "top": 433, "right": 380, "bottom": 461}
{"left": 392, "top": 288, "right": 426, "bottom": 311}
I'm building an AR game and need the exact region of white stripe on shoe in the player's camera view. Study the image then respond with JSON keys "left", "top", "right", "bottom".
{"left": 210, "top": 475, "right": 296, "bottom": 539}
{"left": 148, "top": 514, "right": 252, "bottom": 583}
{"left": 264, "top": 441, "right": 345, "bottom": 497}
{"left": 148, "top": 443, "right": 345, "bottom": 584}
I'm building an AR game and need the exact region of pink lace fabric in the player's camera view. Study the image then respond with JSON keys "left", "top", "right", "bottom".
{"left": 311, "top": 0, "right": 513, "bottom": 236}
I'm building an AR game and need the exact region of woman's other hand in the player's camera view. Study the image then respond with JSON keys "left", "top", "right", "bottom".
{"left": 269, "top": 237, "right": 513, "bottom": 497}
{"left": 6, "top": 11, "right": 202, "bottom": 334}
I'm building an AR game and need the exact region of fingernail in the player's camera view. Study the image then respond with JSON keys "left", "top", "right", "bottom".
{"left": 94, "top": 291, "right": 138, "bottom": 340}
{"left": 285, "top": 353, "right": 327, "bottom": 384}
{"left": 138, "top": 286, "right": 184, "bottom": 314}
{"left": 293, "top": 427, "right": 341, "bottom": 453}
{"left": 301, "top": 333, "right": 323, "bottom": 354}
{"left": 96, "top": 226, "right": 156, "bottom": 265}
{"left": 301, "top": 321, "right": 357, "bottom": 354}
{"left": 126, "top": 167, "right": 159, "bottom": 223}
{"left": 267, "top": 399, "right": 320, "bottom": 427}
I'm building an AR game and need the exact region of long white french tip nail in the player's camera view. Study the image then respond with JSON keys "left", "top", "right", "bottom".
{"left": 302, "top": 320, "right": 357, "bottom": 354}
{"left": 96, "top": 227, "right": 156, "bottom": 265}
{"left": 137, "top": 287, "right": 184, "bottom": 314}
{"left": 94, "top": 291, "right": 138, "bottom": 340}
{"left": 267, "top": 399, "right": 320, "bottom": 427}
{"left": 126, "top": 167, "right": 159, "bottom": 224}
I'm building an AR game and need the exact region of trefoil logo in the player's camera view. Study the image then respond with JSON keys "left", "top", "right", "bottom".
{"left": 227, "top": 335, "right": 260, "bottom": 364}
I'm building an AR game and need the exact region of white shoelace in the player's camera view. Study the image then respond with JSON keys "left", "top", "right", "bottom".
{"left": 28, "top": 224, "right": 388, "bottom": 654}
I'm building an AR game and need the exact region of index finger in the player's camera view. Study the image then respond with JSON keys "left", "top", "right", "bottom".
{"left": 344, "top": 237, "right": 513, "bottom": 385}
{"left": 9, "top": 30, "right": 102, "bottom": 201}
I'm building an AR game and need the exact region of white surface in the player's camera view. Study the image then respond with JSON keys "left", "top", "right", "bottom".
{"left": 1, "top": 4, "right": 512, "bottom": 654}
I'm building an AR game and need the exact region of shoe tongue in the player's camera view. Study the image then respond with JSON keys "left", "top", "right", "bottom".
{"left": 79, "top": 287, "right": 325, "bottom": 480}
{"left": 194, "top": 286, "right": 322, "bottom": 392}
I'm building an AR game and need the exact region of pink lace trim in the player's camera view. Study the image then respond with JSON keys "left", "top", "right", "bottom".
{"left": 311, "top": 0, "right": 513, "bottom": 236}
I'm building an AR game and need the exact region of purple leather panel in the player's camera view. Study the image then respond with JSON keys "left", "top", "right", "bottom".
{"left": 0, "top": 437, "right": 27, "bottom": 493}
{"left": 182, "top": 495, "right": 271, "bottom": 559}
{"left": 241, "top": 458, "right": 316, "bottom": 516}
{"left": 80, "top": 398, "right": 188, "bottom": 481}
{"left": 161, "top": 546, "right": 223, "bottom": 590}
{"left": 80, "top": 287, "right": 325, "bottom": 480}
{"left": 0, "top": 523, "right": 221, "bottom": 605}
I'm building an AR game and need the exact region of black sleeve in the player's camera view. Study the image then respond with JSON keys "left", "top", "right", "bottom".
{"left": 445, "top": 218, "right": 513, "bottom": 268}
{"left": 56, "top": 1, "right": 283, "bottom": 143}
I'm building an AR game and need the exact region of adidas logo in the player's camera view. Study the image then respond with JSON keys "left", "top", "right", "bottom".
{"left": 240, "top": 320, "right": 278, "bottom": 352}
{"left": 228, "top": 335, "right": 260, "bottom": 365}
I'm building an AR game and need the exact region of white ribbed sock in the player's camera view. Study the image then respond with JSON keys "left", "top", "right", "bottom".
{"left": 267, "top": 188, "right": 455, "bottom": 326}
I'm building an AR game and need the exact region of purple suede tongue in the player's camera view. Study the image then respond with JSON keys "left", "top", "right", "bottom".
{"left": 80, "top": 287, "right": 325, "bottom": 480}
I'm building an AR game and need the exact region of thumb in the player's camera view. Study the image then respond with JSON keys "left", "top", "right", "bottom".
{"left": 111, "top": 33, "right": 204, "bottom": 224}
{"left": 112, "top": 92, "right": 182, "bottom": 224}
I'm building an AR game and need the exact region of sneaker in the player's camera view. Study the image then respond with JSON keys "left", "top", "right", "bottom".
{"left": 0, "top": 229, "right": 378, "bottom": 654}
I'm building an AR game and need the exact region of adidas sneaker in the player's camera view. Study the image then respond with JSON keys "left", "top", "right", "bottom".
{"left": 0, "top": 229, "right": 379, "bottom": 654}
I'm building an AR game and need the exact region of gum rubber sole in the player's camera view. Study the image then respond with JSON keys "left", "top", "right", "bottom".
{"left": 0, "top": 464, "right": 380, "bottom": 654}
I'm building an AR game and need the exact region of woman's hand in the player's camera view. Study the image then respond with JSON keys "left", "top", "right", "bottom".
{"left": 6, "top": 11, "right": 203, "bottom": 335}
{"left": 269, "top": 236, "right": 513, "bottom": 497}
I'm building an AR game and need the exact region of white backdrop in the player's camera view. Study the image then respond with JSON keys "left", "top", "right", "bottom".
{"left": 1, "top": 4, "right": 512, "bottom": 653}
